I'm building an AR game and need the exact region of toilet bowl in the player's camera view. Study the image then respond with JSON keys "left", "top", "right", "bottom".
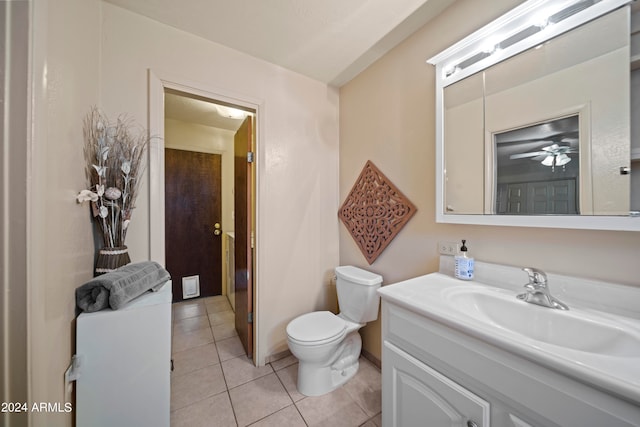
{"left": 286, "top": 266, "right": 383, "bottom": 396}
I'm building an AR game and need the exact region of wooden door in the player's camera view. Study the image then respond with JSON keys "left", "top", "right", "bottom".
{"left": 165, "top": 149, "right": 222, "bottom": 302}
{"left": 234, "top": 116, "right": 253, "bottom": 357}
{"left": 528, "top": 179, "right": 577, "bottom": 214}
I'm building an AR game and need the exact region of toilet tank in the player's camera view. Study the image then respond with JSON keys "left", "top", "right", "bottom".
{"left": 335, "top": 266, "right": 383, "bottom": 323}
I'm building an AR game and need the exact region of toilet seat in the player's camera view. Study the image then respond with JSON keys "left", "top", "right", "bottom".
{"left": 286, "top": 311, "right": 346, "bottom": 345}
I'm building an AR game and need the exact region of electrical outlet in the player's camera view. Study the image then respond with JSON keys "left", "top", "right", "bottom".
{"left": 438, "top": 241, "right": 460, "bottom": 256}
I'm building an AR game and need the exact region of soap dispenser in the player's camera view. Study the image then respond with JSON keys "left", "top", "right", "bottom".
{"left": 455, "top": 239, "right": 474, "bottom": 280}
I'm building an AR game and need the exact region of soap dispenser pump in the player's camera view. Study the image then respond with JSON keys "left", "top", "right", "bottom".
{"left": 455, "top": 239, "right": 474, "bottom": 280}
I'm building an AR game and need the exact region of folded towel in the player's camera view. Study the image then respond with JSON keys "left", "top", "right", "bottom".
{"left": 76, "top": 261, "right": 171, "bottom": 312}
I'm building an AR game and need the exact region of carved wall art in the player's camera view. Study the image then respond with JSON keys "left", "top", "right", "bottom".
{"left": 339, "top": 160, "right": 417, "bottom": 264}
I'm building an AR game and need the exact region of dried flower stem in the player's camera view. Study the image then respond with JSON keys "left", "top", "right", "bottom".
{"left": 82, "top": 107, "right": 149, "bottom": 248}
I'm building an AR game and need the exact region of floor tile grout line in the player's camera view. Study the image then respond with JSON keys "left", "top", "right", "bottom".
{"left": 212, "top": 324, "right": 233, "bottom": 394}
{"left": 223, "top": 358, "right": 274, "bottom": 391}
{"left": 207, "top": 316, "right": 241, "bottom": 427}
{"left": 226, "top": 389, "right": 240, "bottom": 427}
{"left": 172, "top": 324, "right": 214, "bottom": 337}
{"left": 170, "top": 338, "right": 218, "bottom": 355}
{"left": 228, "top": 364, "right": 299, "bottom": 426}
{"left": 244, "top": 403, "right": 308, "bottom": 427}
{"left": 169, "top": 388, "right": 229, "bottom": 416}
{"left": 168, "top": 350, "right": 221, "bottom": 380}
{"left": 272, "top": 364, "right": 310, "bottom": 426}
{"left": 273, "top": 363, "right": 305, "bottom": 404}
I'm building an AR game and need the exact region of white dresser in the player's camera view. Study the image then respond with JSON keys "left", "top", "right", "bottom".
{"left": 76, "top": 281, "right": 172, "bottom": 427}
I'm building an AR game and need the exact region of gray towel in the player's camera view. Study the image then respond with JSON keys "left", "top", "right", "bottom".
{"left": 76, "top": 261, "right": 171, "bottom": 312}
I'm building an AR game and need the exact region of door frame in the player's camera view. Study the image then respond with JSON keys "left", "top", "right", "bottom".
{"left": 148, "top": 69, "right": 262, "bottom": 363}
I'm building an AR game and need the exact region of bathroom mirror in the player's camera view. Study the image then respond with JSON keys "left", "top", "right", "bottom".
{"left": 429, "top": 0, "right": 640, "bottom": 231}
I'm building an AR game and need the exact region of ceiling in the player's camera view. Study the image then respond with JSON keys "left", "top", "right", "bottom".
{"left": 133, "top": 1, "right": 639, "bottom": 130}
{"left": 164, "top": 90, "right": 252, "bottom": 131}
{"left": 116, "top": 0, "right": 456, "bottom": 129}
{"left": 104, "top": 0, "right": 456, "bottom": 87}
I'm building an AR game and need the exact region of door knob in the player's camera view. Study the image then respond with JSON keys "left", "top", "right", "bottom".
{"left": 214, "top": 229, "right": 221, "bottom": 236}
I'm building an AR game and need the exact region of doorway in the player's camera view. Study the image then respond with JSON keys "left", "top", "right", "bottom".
{"left": 165, "top": 149, "right": 222, "bottom": 301}
{"left": 159, "top": 87, "right": 257, "bottom": 360}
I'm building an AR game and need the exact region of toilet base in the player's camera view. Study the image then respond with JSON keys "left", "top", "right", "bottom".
{"left": 296, "top": 332, "right": 362, "bottom": 397}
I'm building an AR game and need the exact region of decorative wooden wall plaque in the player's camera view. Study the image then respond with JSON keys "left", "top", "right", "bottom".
{"left": 339, "top": 161, "right": 417, "bottom": 264}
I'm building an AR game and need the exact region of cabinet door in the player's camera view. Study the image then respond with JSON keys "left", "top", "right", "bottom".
{"left": 383, "top": 341, "right": 490, "bottom": 427}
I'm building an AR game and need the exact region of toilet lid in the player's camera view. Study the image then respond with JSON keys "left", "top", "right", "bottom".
{"left": 286, "top": 311, "right": 346, "bottom": 343}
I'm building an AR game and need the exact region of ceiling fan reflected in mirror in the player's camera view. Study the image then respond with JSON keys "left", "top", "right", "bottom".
{"left": 509, "top": 138, "right": 578, "bottom": 172}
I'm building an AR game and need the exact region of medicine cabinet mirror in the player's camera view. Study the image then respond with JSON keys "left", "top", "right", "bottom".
{"left": 428, "top": 0, "right": 640, "bottom": 231}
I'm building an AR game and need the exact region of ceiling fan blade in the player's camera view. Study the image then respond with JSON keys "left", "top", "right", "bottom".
{"left": 540, "top": 145, "right": 577, "bottom": 156}
{"left": 510, "top": 151, "right": 548, "bottom": 159}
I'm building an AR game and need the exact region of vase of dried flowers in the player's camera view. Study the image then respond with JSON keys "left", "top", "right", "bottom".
{"left": 95, "top": 246, "right": 131, "bottom": 275}
{"left": 77, "top": 107, "right": 149, "bottom": 275}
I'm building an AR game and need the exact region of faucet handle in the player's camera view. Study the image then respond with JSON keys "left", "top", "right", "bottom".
{"left": 522, "top": 267, "right": 547, "bottom": 286}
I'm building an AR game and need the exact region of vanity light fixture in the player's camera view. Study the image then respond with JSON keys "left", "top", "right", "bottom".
{"left": 430, "top": 0, "right": 627, "bottom": 85}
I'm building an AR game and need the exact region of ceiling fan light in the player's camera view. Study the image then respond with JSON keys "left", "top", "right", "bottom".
{"left": 541, "top": 156, "right": 554, "bottom": 166}
{"left": 215, "top": 105, "right": 247, "bottom": 120}
{"left": 555, "top": 154, "right": 571, "bottom": 166}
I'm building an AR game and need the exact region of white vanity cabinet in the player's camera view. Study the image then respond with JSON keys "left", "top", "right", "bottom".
{"left": 380, "top": 299, "right": 640, "bottom": 427}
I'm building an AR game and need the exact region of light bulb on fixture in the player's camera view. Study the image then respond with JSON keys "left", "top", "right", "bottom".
{"left": 536, "top": 17, "right": 550, "bottom": 29}
{"left": 541, "top": 156, "right": 554, "bottom": 166}
{"left": 481, "top": 38, "right": 500, "bottom": 54}
{"left": 215, "top": 105, "right": 247, "bottom": 120}
{"left": 444, "top": 65, "right": 461, "bottom": 77}
{"left": 530, "top": 10, "right": 551, "bottom": 29}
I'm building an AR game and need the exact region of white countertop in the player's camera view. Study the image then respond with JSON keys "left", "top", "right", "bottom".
{"left": 378, "top": 264, "right": 640, "bottom": 404}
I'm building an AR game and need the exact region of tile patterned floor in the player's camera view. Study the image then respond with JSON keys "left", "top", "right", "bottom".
{"left": 171, "top": 295, "right": 383, "bottom": 427}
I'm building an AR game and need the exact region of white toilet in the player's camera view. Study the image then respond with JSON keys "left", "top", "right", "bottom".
{"left": 286, "top": 265, "right": 383, "bottom": 396}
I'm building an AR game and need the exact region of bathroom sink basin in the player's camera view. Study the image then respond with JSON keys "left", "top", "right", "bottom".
{"left": 378, "top": 268, "right": 640, "bottom": 405}
{"left": 445, "top": 287, "right": 640, "bottom": 357}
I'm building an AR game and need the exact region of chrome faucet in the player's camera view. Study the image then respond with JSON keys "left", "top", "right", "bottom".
{"left": 517, "top": 267, "right": 569, "bottom": 310}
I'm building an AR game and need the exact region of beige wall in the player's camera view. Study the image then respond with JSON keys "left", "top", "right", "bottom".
{"left": 28, "top": 0, "right": 101, "bottom": 426}
{"left": 339, "top": 0, "right": 640, "bottom": 360}
{"left": 100, "top": 3, "right": 340, "bottom": 364}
